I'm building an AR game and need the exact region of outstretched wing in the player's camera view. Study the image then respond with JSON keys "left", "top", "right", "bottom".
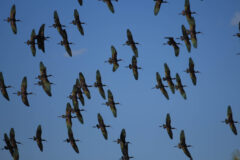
{"left": 74, "top": 9, "right": 79, "bottom": 20}
{"left": 111, "top": 45, "right": 118, "bottom": 60}
{"left": 10, "top": 5, "right": 17, "bottom": 34}
{"left": 106, "top": 0, "right": 114, "bottom": 13}
{"left": 42, "top": 80, "right": 52, "bottom": 97}
{"left": 167, "top": 127, "right": 173, "bottom": 139}
{"left": 54, "top": 11, "right": 60, "bottom": 25}
{"left": 154, "top": 0, "right": 161, "bottom": 16}
{"left": 78, "top": 0, "right": 83, "bottom": 6}
{"left": 120, "top": 129, "right": 126, "bottom": 143}
{"left": 127, "top": 29, "right": 134, "bottom": 42}
{"left": 184, "top": 0, "right": 190, "bottom": 13}
{"left": 0, "top": 72, "right": 10, "bottom": 101}
{"left": 183, "top": 147, "right": 193, "bottom": 160}
{"left": 108, "top": 89, "right": 114, "bottom": 103}
{"left": 180, "top": 130, "right": 186, "bottom": 144}
{"left": 21, "top": 77, "right": 29, "bottom": 106}
{"left": 40, "top": 61, "right": 47, "bottom": 76}
{"left": 113, "top": 62, "right": 119, "bottom": 72}
{"left": 74, "top": 9, "right": 84, "bottom": 35}
{"left": 98, "top": 113, "right": 104, "bottom": 126}
{"left": 36, "top": 125, "right": 42, "bottom": 138}
{"left": 173, "top": 45, "right": 180, "bottom": 57}
{"left": 156, "top": 72, "right": 162, "bottom": 86}
{"left": 110, "top": 104, "right": 117, "bottom": 118}
{"left": 65, "top": 44, "right": 72, "bottom": 57}
{"left": 96, "top": 70, "right": 102, "bottom": 84}
{"left": 98, "top": 86, "right": 106, "bottom": 99}
{"left": 30, "top": 29, "right": 36, "bottom": 56}
{"left": 189, "top": 57, "right": 194, "bottom": 71}
{"left": 230, "top": 123, "right": 238, "bottom": 135}
{"left": 166, "top": 113, "right": 171, "bottom": 127}
{"left": 133, "top": 67, "right": 139, "bottom": 80}
{"left": 227, "top": 105, "right": 233, "bottom": 121}
{"left": 76, "top": 110, "right": 84, "bottom": 124}
{"left": 164, "top": 63, "right": 170, "bottom": 77}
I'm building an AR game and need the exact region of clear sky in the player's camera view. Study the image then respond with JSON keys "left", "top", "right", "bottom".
{"left": 1, "top": 0, "right": 240, "bottom": 160}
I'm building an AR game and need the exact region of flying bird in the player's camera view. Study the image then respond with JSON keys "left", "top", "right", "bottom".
{"left": 175, "top": 130, "right": 193, "bottom": 160}
{"left": 29, "top": 125, "right": 46, "bottom": 152}
{"left": 222, "top": 105, "right": 238, "bottom": 135}
{"left": 13, "top": 77, "right": 33, "bottom": 106}
{"left": 159, "top": 113, "right": 176, "bottom": 139}
{"left": 184, "top": 57, "right": 200, "bottom": 86}
{"left": 180, "top": 0, "right": 196, "bottom": 26}
{"left": 71, "top": 9, "right": 85, "bottom": 36}
{"left": 3, "top": 133, "right": 14, "bottom": 157}
{"left": 79, "top": 72, "right": 91, "bottom": 99}
{"left": 154, "top": 0, "right": 167, "bottom": 16}
{"left": 0, "top": 72, "right": 12, "bottom": 101}
{"left": 4, "top": 4, "right": 21, "bottom": 34}
{"left": 59, "top": 103, "right": 76, "bottom": 129}
{"left": 125, "top": 56, "right": 142, "bottom": 80}
{"left": 102, "top": 90, "right": 119, "bottom": 117}
{"left": 25, "top": 29, "right": 37, "bottom": 56}
{"left": 50, "top": 11, "right": 66, "bottom": 35}
{"left": 35, "top": 62, "right": 53, "bottom": 97}
{"left": 177, "top": 25, "right": 191, "bottom": 53}
{"left": 164, "top": 37, "right": 180, "bottom": 57}
{"left": 175, "top": 73, "right": 187, "bottom": 100}
{"left": 187, "top": 17, "right": 201, "bottom": 48}
{"left": 34, "top": 24, "right": 50, "bottom": 53}
{"left": 123, "top": 29, "right": 139, "bottom": 57}
{"left": 58, "top": 29, "right": 73, "bottom": 57}
{"left": 114, "top": 129, "right": 131, "bottom": 157}
{"left": 93, "top": 113, "right": 111, "bottom": 140}
{"left": 163, "top": 63, "right": 175, "bottom": 94}
{"left": 64, "top": 128, "right": 80, "bottom": 153}
{"left": 78, "top": 0, "right": 83, "bottom": 6}
{"left": 99, "top": 0, "right": 118, "bottom": 13}
{"left": 153, "top": 72, "right": 169, "bottom": 100}
{"left": 94, "top": 70, "right": 107, "bottom": 99}
{"left": 9, "top": 128, "right": 20, "bottom": 160}
{"left": 105, "top": 45, "right": 122, "bottom": 72}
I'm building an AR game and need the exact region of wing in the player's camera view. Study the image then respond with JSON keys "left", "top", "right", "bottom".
{"left": 78, "top": 0, "right": 83, "bottom": 6}
{"left": 79, "top": 72, "right": 86, "bottom": 84}
{"left": 71, "top": 141, "right": 79, "bottom": 153}
{"left": 132, "top": 56, "right": 137, "bottom": 67}
{"left": 74, "top": 9, "right": 79, "bottom": 20}
{"left": 111, "top": 45, "right": 117, "bottom": 60}
{"left": 190, "top": 72, "right": 197, "bottom": 86}
{"left": 113, "top": 62, "right": 119, "bottom": 72}
{"left": 180, "top": 130, "right": 186, "bottom": 144}
{"left": 96, "top": 70, "right": 102, "bottom": 84}
{"left": 65, "top": 44, "right": 72, "bottom": 57}
{"left": 127, "top": 29, "right": 134, "bottom": 42}
{"left": 189, "top": 57, "right": 194, "bottom": 71}
{"left": 66, "top": 103, "right": 73, "bottom": 129}
{"left": 76, "top": 111, "right": 84, "bottom": 124}
{"left": 77, "top": 22, "right": 84, "bottom": 36}
{"left": 0, "top": 72, "right": 10, "bottom": 101}
{"left": 161, "top": 88, "right": 169, "bottom": 100}
{"left": 176, "top": 73, "right": 182, "bottom": 86}
{"left": 183, "top": 147, "right": 193, "bottom": 160}
{"left": 181, "top": 25, "right": 191, "bottom": 53}
{"left": 133, "top": 67, "right": 139, "bottom": 80}
{"left": 156, "top": 72, "right": 162, "bottom": 86}
{"left": 166, "top": 113, "right": 171, "bottom": 126}
{"left": 21, "top": 94, "right": 30, "bottom": 106}
{"left": 166, "top": 127, "right": 173, "bottom": 139}
{"left": 227, "top": 105, "right": 233, "bottom": 121}
{"left": 40, "top": 61, "right": 47, "bottom": 76}
{"left": 21, "top": 77, "right": 27, "bottom": 93}
{"left": 61, "top": 29, "right": 68, "bottom": 40}
{"left": 154, "top": 0, "right": 161, "bottom": 16}
{"left": 184, "top": 0, "right": 190, "bottom": 12}
{"left": 191, "top": 33, "right": 197, "bottom": 49}
{"left": 120, "top": 129, "right": 126, "bottom": 143}
{"left": 37, "top": 140, "right": 43, "bottom": 152}
{"left": 98, "top": 86, "right": 106, "bottom": 99}
{"left": 4, "top": 133, "right": 14, "bottom": 156}
{"left": 131, "top": 44, "right": 138, "bottom": 57}
{"left": 168, "top": 80, "right": 175, "bottom": 94}
{"left": 230, "top": 123, "right": 238, "bottom": 135}
{"left": 101, "top": 126, "right": 108, "bottom": 140}
{"left": 38, "top": 24, "right": 45, "bottom": 37}
{"left": 54, "top": 11, "right": 60, "bottom": 25}
{"left": 179, "top": 88, "right": 187, "bottom": 100}
{"left": 83, "top": 87, "right": 91, "bottom": 99}
{"left": 10, "top": 5, "right": 17, "bottom": 34}
{"left": 110, "top": 104, "right": 117, "bottom": 118}
{"left": 106, "top": 0, "right": 114, "bottom": 13}
{"left": 164, "top": 63, "right": 170, "bottom": 77}
{"left": 30, "top": 30, "right": 36, "bottom": 56}
{"left": 36, "top": 125, "right": 42, "bottom": 139}
{"left": 108, "top": 89, "right": 114, "bottom": 103}
{"left": 42, "top": 80, "right": 52, "bottom": 97}
{"left": 98, "top": 113, "right": 104, "bottom": 126}
{"left": 173, "top": 45, "right": 180, "bottom": 57}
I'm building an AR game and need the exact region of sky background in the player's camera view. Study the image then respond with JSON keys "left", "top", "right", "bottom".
{"left": 0, "top": 0, "right": 240, "bottom": 159}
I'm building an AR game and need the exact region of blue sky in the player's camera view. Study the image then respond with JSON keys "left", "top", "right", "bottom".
{"left": 1, "top": 0, "right": 240, "bottom": 159}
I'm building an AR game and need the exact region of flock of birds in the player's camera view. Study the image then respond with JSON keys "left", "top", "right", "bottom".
{"left": 1, "top": 0, "right": 239, "bottom": 160}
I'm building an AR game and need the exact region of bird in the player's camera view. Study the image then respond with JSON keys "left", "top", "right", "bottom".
{"left": 163, "top": 63, "right": 176, "bottom": 94}
{"left": 175, "top": 130, "right": 193, "bottom": 160}
{"left": 177, "top": 25, "right": 191, "bottom": 53}
{"left": 175, "top": 73, "right": 187, "bottom": 100}
{"left": 0, "top": 72, "right": 12, "bottom": 101}
{"left": 153, "top": 0, "right": 168, "bottom": 16}
{"left": 152, "top": 72, "right": 169, "bottom": 100}
{"left": 58, "top": 29, "right": 73, "bottom": 57}
{"left": 159, "top": 113, "right": 176, "bottom": 139}
{"left": 24, "top": 29, "right": 37, "bottom": 56}
{"left": 93, "top": 113, "right": 111, "bottom": 140}
{"left": 164, "top": 37, "right": 180, "bottom": 57}
{"left": 34, "top": 24, "right": 50, "bottom": 53}
{"left": 13, "top": 77, "right": 33, "bottom": 107}
{"left": 29, "top": 125, "right": 47, "bottom": 152}
{"left": 4, "top": 4, "right": 21, "bottom": 34}
{"left": 94, "top": 70, "right": 107, "bottom": 99}
{"left": 125, "top": 56, "right": 142, "bottom": 80}
{"left": 123, "top": 29, "right": 140, "bottom": 57}
{"left": 222, "top": 105, "right": 238, "bottom": 135}
{"left": 102, "top": 89, "right": 119, "bottom": 118}
{"left": 70, "top": 9, "right": 85, "bottom": 36}
{"left": 79, "top": 72, "right": 91, "bottom": 99}
{"left": 105, "top": 45, "right": 122, "bottom": 72}
{"left": 64, "top": 128, "right": 80, "bottom": 153}
{"left": 99, "top": 0, "right": 118, "bottom": 13}
{"left": 184, "top": 57, "right": 200, "bottom": 86}
{"left": 58, "top": 103, "right": 76, "bottom": 129}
